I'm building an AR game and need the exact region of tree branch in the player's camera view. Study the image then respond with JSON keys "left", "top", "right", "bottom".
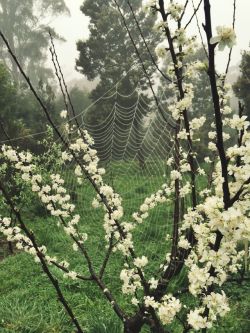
{"left": 203, "top": 0, "right": 230, "bottom": 209}
{"left": 49, "top": 31, "right": 81, "bottom": 129}
{"left": 126, "top": 0, "right": 172, "bottom": 84}
{"left": 113, "top": 0, "right": 175, "bottom": 129}
{"left": 0, "top": 182, "right": 85, "bottom": 333}
{"left": 224, "top": 0, "right": 237, "bottom": 76}
{"left": 184, "top": 0, "right": 203, "bottom": 30}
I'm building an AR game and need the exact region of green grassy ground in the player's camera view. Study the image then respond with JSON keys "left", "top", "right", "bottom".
{"left": 0, "top": 161, "right": 249, "bottom": 332}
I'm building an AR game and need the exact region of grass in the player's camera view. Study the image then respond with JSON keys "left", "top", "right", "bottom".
{"left": 0, "top": 160, "right": 249, "bottom": 332}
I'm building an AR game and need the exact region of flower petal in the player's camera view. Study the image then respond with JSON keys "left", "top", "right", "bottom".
{"left": 210, "top": 36, "right": 220, "bottom": 45}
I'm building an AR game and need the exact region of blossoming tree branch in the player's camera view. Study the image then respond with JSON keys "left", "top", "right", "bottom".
{"left": 0, "top": 0, "right": 249, "bottom": 332}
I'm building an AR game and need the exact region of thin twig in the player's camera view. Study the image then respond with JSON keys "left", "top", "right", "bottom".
{"left": 224, "top": 0, "right": 237, "bottom": 76}
{"left": 180, "top": 0, "right": 189, "bottom": 21}
{"left": 113, "top": 0, "right": 175, "bottom": 129}
{"left": 49, "top": 31, "right": 81, "bottom": 128}
{"left": 191, "top": 0, "right": 209, "bottom": 59}
{"left": 99, "top": 234, "right": 115, "bottom": 279}
{"left": 184, "top": 0, "right": 203, "bottom": 30}
{"left": 49, "top": 46, "right": 72, "bottom": 125}
{"left": 126, "top": 0, "right": 172, "bottom": 83}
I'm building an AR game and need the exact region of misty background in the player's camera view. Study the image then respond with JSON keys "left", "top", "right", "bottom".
{"left": 0, "top": 0, "right": 250, "bottom": 161}
{"left": 51, "top": 0, "right": 250, "bottom": 83}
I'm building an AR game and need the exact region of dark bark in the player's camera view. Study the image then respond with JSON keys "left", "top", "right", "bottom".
{"left": 203, "top": 0, "right": 230, "bottom": 209}
{"left": 8, "top": 241, "right": 14, "bottom": 254}
{"left": 124, "top": 313, "right": 144, "bottom": 333}
{"left": 172, "top": 128, "right": 180, "bottom": 258}
{"left": 152, "top": 1, "right": 199, "bottom": 302}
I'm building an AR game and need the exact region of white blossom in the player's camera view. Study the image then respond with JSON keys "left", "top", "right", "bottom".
{"left": 210, "top": 26, "right": 236, "bottom": 51}
{"left": 60, "top": 110, "right": 68, "bottom": 119}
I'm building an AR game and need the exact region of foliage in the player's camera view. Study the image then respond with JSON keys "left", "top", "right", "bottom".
{"left": 56, "top": 85, "right": 91, "bottom": 120}
{"left": 0, "top": 0, "right": 69, "bottom": 85}
{"left": 0, "top": 63, "right": 25, "bottom": 134}
{"left": 0, "top": 63, "right": 58, "bottom": 152}
{"left": 76, "top": 0, "right": 157, "bottom": 125}
{"left": 233, "top": 50, "right": 250, "bottom": 120}
{"left": 76, "top": 0, "right": 162, "bottom": 165}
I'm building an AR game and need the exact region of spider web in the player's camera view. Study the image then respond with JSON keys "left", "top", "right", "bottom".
{"left": 1, "top": 66, "right": 190, "bottom": 285}
{"left": 53, "top": 73, "right": 181, "bottom": 280}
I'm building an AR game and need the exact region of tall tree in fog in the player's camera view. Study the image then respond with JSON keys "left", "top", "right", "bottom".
{"left": 233, "top": 50, "right": 250, "bottom": 120}
{"left": 76, "top": 0, "right": 159, "bottom": 165}
{"left": 0, "top": 0, "right": 69, "bottom": 85}
{"left": 76, "top": 0, "right": 158, "bottom": 124}
{"left": 0, "top": 63, "right": 54, "bottom": 152}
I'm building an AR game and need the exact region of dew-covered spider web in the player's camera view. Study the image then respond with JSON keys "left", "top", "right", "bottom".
{"left": 1, "top": 66, "right": 195, "bottom": 286}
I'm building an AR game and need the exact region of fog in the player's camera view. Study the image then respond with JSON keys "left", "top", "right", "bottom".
{"left": 50, "top": 0, "right": 250, "bottom": 83}
{"left": 50, "top": 0, "right": 89, "bottom": 82}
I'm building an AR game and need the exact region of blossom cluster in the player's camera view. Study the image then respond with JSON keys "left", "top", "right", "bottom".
{"left": 132, "top": 183, "right": 172, "bottom": 224}
{"left": 180, "top": 118, "right": 250, "bottom": 329}
{"left": 61, "top": 129, "right": 134, "bottom": 257}
{"left": 0, "top": 216, "right": 79, "bottom": 280}
{"left": 132, "top": 293, "right": 182, "bottom": 326}
{"left": 120, "top": 266, "right": 142, "bottom": 295}
{"left": 0, "top": 217, "right": 36, "bottom": 255}
{"left": 2, "top": 145, "right": 88, "bottom": 255}
{"left": 167, "top": 2, "right": 184, "bottom": 21}
{"left": 124, "top": 269, "right": 182, "bottom": 326}
{"left": 187, "top": 292, "right": 230, "bottom": 330}
{"left": 142, "top": 0, "right": 158, "bottom": 13}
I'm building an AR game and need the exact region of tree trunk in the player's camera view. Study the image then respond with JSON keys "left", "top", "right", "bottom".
{"left": 123, "top": 314, "right": 144, "bottom": 333}
{"left": 124, "top": 324, "right": 143, "bottom": 333}
{"left": 8, "top": 241, "right": 14, "bottom": 254}
{"left": 124, "top": 326, "right": 140, "bottom": 333}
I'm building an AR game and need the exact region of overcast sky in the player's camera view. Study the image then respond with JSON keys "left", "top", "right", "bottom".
{"left": 50, "top": 0, "right": 250, "bottom": 83}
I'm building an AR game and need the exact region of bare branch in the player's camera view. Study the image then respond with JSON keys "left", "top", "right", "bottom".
{"left": 191, "top": 0, "right": 209, "bottom": 59}
{"left": 203, "top": 0, "right": 231, "bottom": 209}
{"left": 224, "top": 0, "right": 237, "bottom": 76}
{"left": 184, "top": 0, "right": 203, "bottom": 30}
{"left": 113, "top": 0, "right": 176, "bottom": 129}
{"left": 49, "top": 31, "right": 81, "bottom": 129}
{"left": 180, "top": 0, "right": 189, "bottom": 21}
{"left": 126, "top": 0, "right": 172, "bottom": 84}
